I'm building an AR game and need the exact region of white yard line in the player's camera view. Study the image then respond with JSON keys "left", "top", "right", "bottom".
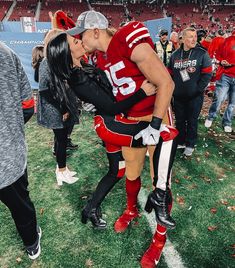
{"left": 138, "top": 188, "right": 186, "bottom": 268}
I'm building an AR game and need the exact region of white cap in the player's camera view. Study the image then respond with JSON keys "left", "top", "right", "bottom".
{"left": 67, "top": 10, "right": 109, "bottom": 36}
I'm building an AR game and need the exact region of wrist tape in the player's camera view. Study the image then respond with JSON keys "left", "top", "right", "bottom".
{"left": 150, "top": 116, "right": 162, "bottom": 130}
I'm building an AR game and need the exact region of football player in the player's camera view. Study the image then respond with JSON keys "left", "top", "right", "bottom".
{"left": 67, "top": 10, "right": 178, "bottom": 267}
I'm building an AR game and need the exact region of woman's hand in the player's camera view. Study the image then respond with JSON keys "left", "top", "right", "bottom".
{"left": 221, "top": 60, "right": 231, "bottom": 67}
{"left": 62, "top": 112, "right": 70, "bottom": 121}
{"left": 141, "top": 80, "right": 157, "bottom": 96}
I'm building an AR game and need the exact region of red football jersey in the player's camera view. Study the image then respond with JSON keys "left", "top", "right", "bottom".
{"left": 95, "top": 21, "right": 156, "bottom": 117}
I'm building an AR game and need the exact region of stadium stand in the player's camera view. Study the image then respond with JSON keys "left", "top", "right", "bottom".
{"left": 128, "top": 2, "right": 162, "bottom": 22}
{"left": 1, "top": 0, "right": 234, "bottom": 31}
{"left": 165, "top": 2, "right": 235, "bottom": 32}
{"left": 0, "top": 0, "right": 13, "bottom": 21}
{"left": 39, "top": 0, "right": 88, "bottom": 22}
{"left": 9, "top": 0, "right": 37, "bottom": 21}
{"left": 91, "top": 3, "right": 125, "bottom": 27}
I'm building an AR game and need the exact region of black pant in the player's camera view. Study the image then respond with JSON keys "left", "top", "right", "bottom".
{"left": 23, "top": 107, "right": 34, "bottom": 124}
{"left": 174, "top": 94, "right": 204, "bottom": 148}
{"left": 53, "top": 127, "right": 70, "bottom": 168}
{"left": 89, "top": 150, "right": 124, "bottom": 209}
{"left": 67, "top": 124, "right": 74, "bottom": 137}
{"left": 0, "top": 170, "right": 38, "bottom": 247}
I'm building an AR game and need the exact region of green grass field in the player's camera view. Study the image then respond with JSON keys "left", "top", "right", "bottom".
{"left": 0, "top": 107, "right": 234, "bottom": 268}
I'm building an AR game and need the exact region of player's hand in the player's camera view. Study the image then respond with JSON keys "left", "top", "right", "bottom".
{"left": 141, "top": 80, "right": 157, "bottom": 96}
{"left": 134, "top": 125, "right": 160, "bottom": 145}
{"left": 221, "top": 60, "right": 231, "bottom": 67}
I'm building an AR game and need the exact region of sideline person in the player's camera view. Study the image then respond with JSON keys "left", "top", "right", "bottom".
{"left": 155, "top": 29, "right": 174, "bottom": 66}
{"left": 0, "top": 42, "right": 41, "bottom": 260}
{"left": 168, "top": 27, "right": 212, "bottom": 156}
{"left": 37, "top": 29, "right": 79, "bottom": 186}
{"left": 205, "top": 30, "right": 235, "bottom": 133}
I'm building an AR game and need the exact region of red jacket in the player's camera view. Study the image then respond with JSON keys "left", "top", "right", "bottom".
{"left": 200, "top": 39, "right": 211, "bottom": 50}
{"left": 216, "top": 35, "right": 235, "bottom": 78}
{"left": 208, "top": 36, "right": 225, "bottom": 58}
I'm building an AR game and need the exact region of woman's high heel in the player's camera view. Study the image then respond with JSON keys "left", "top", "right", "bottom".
{"left": 81, "top": 206, "right": 107, "bottom": 230}
{"left": 144, "top": 188, "right": 176, "bottom": 229}
{"left": 81, "top": 209, "right": 88, "bottom": 224}
{"left": 145, "top": 195, "right": 153, "bottom": 213}
{"left": 55, "top": 166, "right": 78, "bottom": 186}
{"left": 56, "top": 166, "right": 77, "bottom": 177}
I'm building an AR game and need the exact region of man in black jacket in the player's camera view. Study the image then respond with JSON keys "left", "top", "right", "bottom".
{"left": 168, "top": 27, "right": 212, "bottom": 156}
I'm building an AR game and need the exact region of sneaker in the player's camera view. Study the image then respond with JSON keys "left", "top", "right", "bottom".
{"left": 183, "top": 147, "right": 194, "bottom": 156}
{"left": 67, "top": 138, "right": 78, "bottom": 150}
{"left": 26, "top": 226, "right": 42, "bottom": 260}
{"left": 224, "top": 126, "right": 232, "bottom": 133}
{"left": 177, "top": 144, "right": 186, "bottom": 149}
{"left": 205, "top": 119, "right": 213, "bottom": 128}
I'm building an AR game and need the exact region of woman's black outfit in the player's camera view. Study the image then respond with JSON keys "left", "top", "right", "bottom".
{"left": 66, "top": 65, "right": 152, "bottom": 229}
{"left": 37, "top": 59, "right": 79, "bottom": 169}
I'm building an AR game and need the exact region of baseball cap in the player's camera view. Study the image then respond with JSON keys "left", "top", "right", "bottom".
{"left": 197, "top": 29, "right": 207, "bottom": 38}
{"left": 67, "top": 10, "right": 109, "bottom": 36}
{"left": 217, "top": 29, "right": 225, "bottom": 36}
{"left": 159, "top": 29, "right": 168, "bottom": 36}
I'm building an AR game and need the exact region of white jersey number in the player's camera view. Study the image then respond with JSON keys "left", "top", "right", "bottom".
{"left": 105, "top": 61, "right": 136, "bottom": 96}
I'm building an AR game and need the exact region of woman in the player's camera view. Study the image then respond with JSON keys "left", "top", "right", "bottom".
{"left": 46, "top": 32, "right": 157, "bottom": 229}
{"left": 21, "top": 45, "right": 44, "bottom": 124}
{"left": 32, "top": 45, "right": 44, "bottom": 83}
{"left": 37, "top": 29, "right": 79, "bottom": 186}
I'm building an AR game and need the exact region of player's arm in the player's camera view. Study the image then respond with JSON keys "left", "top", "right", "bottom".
{"left": 131, "top": 42, "right": 175, "bottom": 119}
{"left": 132, "top": 43, "right": 175, "bottom": 145}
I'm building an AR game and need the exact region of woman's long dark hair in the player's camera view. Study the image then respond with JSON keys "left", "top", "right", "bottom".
{"left": 46, "top": 32, "right": 81, "bottom": 119}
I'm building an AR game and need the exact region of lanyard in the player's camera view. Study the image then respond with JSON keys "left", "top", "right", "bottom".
{"left": 180, "top": 49, "right": 192, "bottom": 69}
